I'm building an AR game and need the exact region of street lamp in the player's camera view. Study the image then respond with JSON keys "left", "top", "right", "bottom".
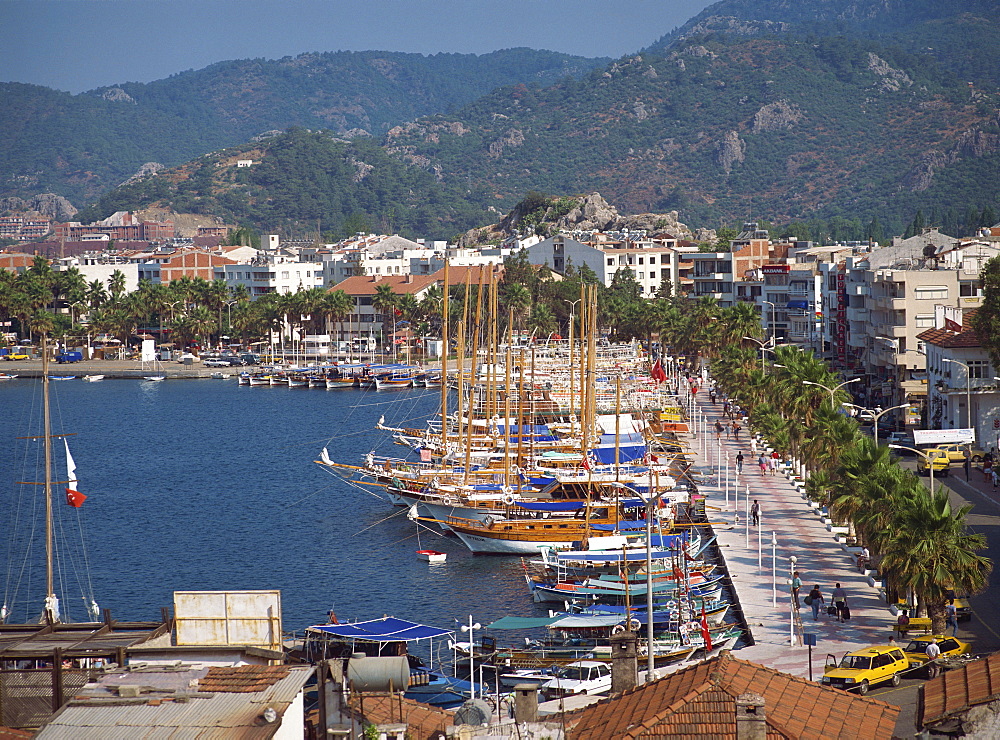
{"left": 743, "top": 335, "right": 774, "bottom": 373}
{"left": 771, "top": 532, "right": 778, "bottom": 607}
{"left": 762, "top": 300, "right": 776, "bottom": 341}
{"left": 890, "top": 444, "right": 940, "bottom": 494}
{"left": 788, "top": 555, "right": 798, "bottom": 646}
{"left": 942, "top": 357, "right": 972, "bottom": 430}
{"left": 803, "top": 377, "right": 861, "bottom": 407}
{"left": 843, "top": 402, "right": 912, "bottom": 448}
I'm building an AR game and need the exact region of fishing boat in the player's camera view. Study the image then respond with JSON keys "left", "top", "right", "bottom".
{"left": 209, "top": 372, "right": 230, "bottom": 380}
{"left": 50, "top": 375, "right": 76, "bottom": 381}
{"left": 287, "top": 375, "right": 309, "bottom": 388}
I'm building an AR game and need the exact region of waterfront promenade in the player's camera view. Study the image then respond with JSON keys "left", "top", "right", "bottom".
{"left": 685, "top": 388, "right": 899, "bottom": 679}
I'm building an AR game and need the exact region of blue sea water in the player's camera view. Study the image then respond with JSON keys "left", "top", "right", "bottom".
{"left": 0, "top": 378, "right": 533, "bottom": 635}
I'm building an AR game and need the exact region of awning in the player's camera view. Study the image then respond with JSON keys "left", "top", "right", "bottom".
{"left": 486, "top": 615, "right": 560, "bottom": 630}
{"left": 515, "top": 501, "right": 586, "bottom": 512}
{"left": 307, "top": 616, "right": 453, "bottom": 641}
{"left": 787, "top": 300, "right": 809, "bottom": 310}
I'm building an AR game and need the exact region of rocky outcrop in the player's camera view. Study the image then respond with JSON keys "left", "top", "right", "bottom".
{"left": 461, "top": 193, "right": 708, "bottom": 247}
{"left": 903, "top": 127, "right": 1000, "bottom": 191}
{"left": 350, "top": 158, "right": 374, "bottom": 183}
{"left": 716, "top": 131, "right": 746, "bottom": 173}
{"left": 867, "top": 53, "right": 912, "bottom": 92}
{"left": 0, "top": 194, "right": 77, "bottom": 220}
{"left": 100, "top": 87, "right": 135, "bottom": 104}
{"left": 120, "top": 162, "right": 165, "bottom": 187}
{"left": 676, "top": 16, "right": 789, "bottom": 41}
{"left": 487, "top": 129, "right": 526, "bottom": 159}
{"left": 752, "top": 101, "right": 803, "bottom": 133}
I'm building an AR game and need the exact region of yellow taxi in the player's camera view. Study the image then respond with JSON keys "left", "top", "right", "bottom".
{"left": 902, "top": 635, "right": 971, "bottom": 677}
{"left": 821, "top": 646, "right": 908, "bottom": 695}
{"left": 916, "top": 449, "right": 951, "bottom": 476}
{"left": 923, "top": 444, "right": 988, "bottom": 465}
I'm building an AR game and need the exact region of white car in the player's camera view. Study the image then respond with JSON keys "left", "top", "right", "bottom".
{"left": 540, "top": 661, "right": 612, "bottom": 700}
{"left": 202, "top": 359, "right": 229, "bottom": 367}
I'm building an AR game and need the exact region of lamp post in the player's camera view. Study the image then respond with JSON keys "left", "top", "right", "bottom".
{"left": 762, "top": 300, "right": 776, "bottom": 342}
{"left": 789, "top": 555, "right": 798, "bottom": 646}
{"left": 771, "top": 532, "right": 778, "bottom": 607}
{"left": 843, "top": 402, "right": 912, "bottom": 448}
{"left": 743, "top": 336, "right": 774, "bottom": 373}
{"left": 802, "top": 377, "right": 861, "bottom": 408}
{"left": 890, "top": 444, "right": 939, "bottom": 494}
{"left": 564, "top": 299, "right": 581, "bottom": 432}
{"left": 942, "top": 357, "right": 972, "bottom": 431}
{"left": 460, "top": 615, "right": 482, "bottom": 699}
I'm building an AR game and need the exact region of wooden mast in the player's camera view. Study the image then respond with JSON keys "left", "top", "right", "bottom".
{"left": 42, "top": 334, "right": 55, "bottom": 619}
{"left": 440, "top": 260, "right": 449, "bottom": 454}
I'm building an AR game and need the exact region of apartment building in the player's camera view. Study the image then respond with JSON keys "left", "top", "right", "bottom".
{"left": 689, "top": 224, "right": 790, "bottom": 306}
{"left": 525, "top": 233, "right": 681, "bottom": 295}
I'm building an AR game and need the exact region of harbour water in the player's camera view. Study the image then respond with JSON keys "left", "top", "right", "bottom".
{"left": 0, "top": 378, "right": 534, "bottom": 634}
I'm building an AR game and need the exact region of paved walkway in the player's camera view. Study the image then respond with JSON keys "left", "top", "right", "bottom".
{"left": 684, "top": 387, "right": 899, "bottom": 679}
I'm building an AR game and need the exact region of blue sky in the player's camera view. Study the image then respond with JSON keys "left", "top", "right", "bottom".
{"left": 0, "top": 0, "right": 714, "bottom": 93}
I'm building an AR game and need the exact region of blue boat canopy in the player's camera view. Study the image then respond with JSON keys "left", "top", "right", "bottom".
{"left": 308, "top": 616, "right": 453, "bottom": 641}
{"left": 591, "top": 445, "right": 646, "bottom": 464}
{"left": 590, "top": 520, "right": 652, "bottom": 531}
{"left": 486, "top": 615, "right": 561, "bottom": 630}
{"left": 515, "top": 501, "right": 586, "bottom": 512}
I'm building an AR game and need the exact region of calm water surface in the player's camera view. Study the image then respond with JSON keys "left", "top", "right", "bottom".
{"left": 0, "top": 378, "right": 534, "bottom": 634}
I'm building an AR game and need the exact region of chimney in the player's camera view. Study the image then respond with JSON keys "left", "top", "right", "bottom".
{"left": 513, "top": 683, "right": 539, "bottom": 723}
{"left": 735, "top": 693, "right": 766, "bottom": 740}
{"left": 610, "top": 630, "right": 638, "bottom": 694}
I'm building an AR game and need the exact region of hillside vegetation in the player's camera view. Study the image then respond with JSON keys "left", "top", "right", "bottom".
{"left": 0, "top": 48, "right": 609, "bottom": 204}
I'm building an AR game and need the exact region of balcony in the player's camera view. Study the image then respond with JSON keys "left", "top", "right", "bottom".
{"left": 872, "top": 295, "right": 907, "bottom": 311}
{"left": 847, "top": 284, "right": 868, "bottom": 296}
{"left": 845, "top": 306, "right": 869, "bottom": 321}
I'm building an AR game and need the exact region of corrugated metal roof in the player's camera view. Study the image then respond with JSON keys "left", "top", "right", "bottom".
{"left": 34, "top": 665, "right": 312, "bottom": 739}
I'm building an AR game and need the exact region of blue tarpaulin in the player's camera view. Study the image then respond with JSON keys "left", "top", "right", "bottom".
{"left": 599, "top": 433, "right": 646, "bottom": 445}
{"left": 591, "top": 445, "right": 646, "bottom": 464}
{"left": 308, "top": 616, "right": 453, "bottom": 641}
{"left": 515, "top": 501, "right": 587, "bottom": 512}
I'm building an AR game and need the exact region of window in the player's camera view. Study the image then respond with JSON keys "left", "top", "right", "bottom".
{"left": 281, "top": 271, "right": 289, "bottom": 279}
{"left": 607, "top": 258, "right": 614, "bottom": 266}
{"left": 915, "top": 286, "right": 948, "bottom": 300}
{"left": 914, "top": 314, "right": 934, "bottom": 328}
{"left": 969, "top": 360, "right": 990, "bottom": 379}
{"left": 960, "top": 281, "right": 982, "bottom": 297}
{"left": 638, "top": 257, "right": 644, "bottom": 265}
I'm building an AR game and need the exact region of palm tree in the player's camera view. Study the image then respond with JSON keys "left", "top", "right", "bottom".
{"left": 372, "top": 283, "right": 399, "bottom": 355}
{"left": 86, "top": 280, "right": 107, "bottom": 310}
{"left": 321, "top": 289, "right": 353, "bottom": 342}
{"left": 501, "top": 284, "right": 530, "bottom": 334}
{"left": 107, "top": 270, "right": 127, "bottom": 304}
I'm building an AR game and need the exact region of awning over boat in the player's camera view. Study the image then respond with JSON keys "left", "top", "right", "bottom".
{"left": 551, "top": 549, "right": 680, "bottom": 562}
{"left": 591, "top": 445, "right": 646, "bottom": 464}
{"left": 515, "top": 501, "right": 586, "bottom": 512}
{"left": 549, "top": 614, "right": 622, "bottom": 629}
{"left": 307, "top": 616, "right": 453, "bottom": 641}
{"left": 485, "top": 615, "right": 561, "bottom": 630}
{"left": 590, "top": 520, "right": 653, "bottom": 531}
{"left": 598, "top": 432, "right": 645, "bottom": 445}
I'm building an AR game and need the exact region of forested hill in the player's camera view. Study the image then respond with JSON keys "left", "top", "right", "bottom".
{"left": 648, "top": 0, "right": 1000, "bottom": 88}
{"left": 0, "top": 48, "right": 609, "bottom": 205}
{"left": 385, "top": 32, "right": 1000, "bottom": 234}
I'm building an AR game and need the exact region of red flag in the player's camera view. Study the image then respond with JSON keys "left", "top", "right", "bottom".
{"left": 65, "top": 488, "right": 87, "bottom": 508}
{"left": 651, "top": 360, "right": 666, "bottom": 383}
{"left": 581, "top": 455, "right": 591, "bottom": 471}
{"left": 700, "top": 605, "right": 712, "bottom": 651}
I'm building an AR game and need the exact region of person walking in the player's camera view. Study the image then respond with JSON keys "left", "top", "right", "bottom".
{"left": 758, "top": 454, "right": 767, "bottom": 474}
{"left": 750, "top": 436, "right": 758, "bottom": 455}
{"left": 791, "top": 571, "right": 802, "bottom": 607}
{"left": 770, "top": 450, "right": 780, "bottom": 476}
{"left": 750, "top": 499, "right": 760, "bottom": 526}
{"left": 726, "top": 421, "right": 732, "bottom": 439}
{"left": 710, "top": 389, "right": 717, "bottom": 404}
{"left": 715, "top": 420, "right": 724, "bottom": 441}
{"left": 945, "top": 599, "right": 959, "bottom": 636}
{"left": 992, "top": 467, "right": 999, "bottom": 489}
{"left": 925, "top": 638, "right": 941, "bottom": 662}
{"left": 806, "top": 585, "right": 824, "bottom": 621}
{"left": 964, "top": 450, "right": 971, "bottom": 482}
{"left": 736, "top": 451, "right": 744, "bottom": 475}
{"left": 832, "top": 583, "right": 848, "bottom": 622}
{"left": 733, "top": 421, "right": 741, "bottom": 441}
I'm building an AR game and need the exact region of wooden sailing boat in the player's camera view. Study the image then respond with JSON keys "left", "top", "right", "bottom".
{"left": 1, "top": 335, "right": 99, "bottom": 625}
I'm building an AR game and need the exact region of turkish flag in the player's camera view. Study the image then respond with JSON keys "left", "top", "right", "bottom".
{"left": 65, "top": 488, "right": 87, "bottom": 508}
{"left": 651, "top": 360, "right": 667, "bottom": 384}
{"left": 701, "top": 605, "right": 712, "bottom": 651}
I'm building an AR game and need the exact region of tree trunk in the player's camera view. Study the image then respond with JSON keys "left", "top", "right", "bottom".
{"left": 926, "top": 601, "right": 947, "bottom": 635}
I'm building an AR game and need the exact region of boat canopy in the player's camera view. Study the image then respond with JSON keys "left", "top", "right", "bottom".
{"left": 549, "top": 549, "right": 681, "bottom": 562}
{"left": 514, "top": 501, "right": 586, "bottom": 512}
{"left": 307, "top": 616, "right": 453, "bottom": 641}
{"left": 591, "top": 445, "right": 646, "bottom": 464}
{"left": 485, "top": 615, "right": 561, "bottom": 630}
{"left": 589, "top": 519, "right": 653, "bottom": 531}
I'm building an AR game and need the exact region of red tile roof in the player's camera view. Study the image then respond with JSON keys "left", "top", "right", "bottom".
{"left": 345, "top": 692, "right": 452, "bottom": 740}
{"left": 331, "top": 274, "right": 439, "bottom": 296}
{"left": 566, "top": 651, "right": 899, "bottom": 740}
{"left": 198, "top": 665, "right": 291, "bottom": 693}
{"left": 920, "top": 651, "right": 1000, "bottom": 731}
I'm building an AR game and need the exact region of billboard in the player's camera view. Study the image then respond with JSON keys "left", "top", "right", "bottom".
{"left": 912, "top": 428, "right": 976, "bottom": 446}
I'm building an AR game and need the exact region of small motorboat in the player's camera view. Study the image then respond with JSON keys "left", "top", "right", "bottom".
{"left": 417, "top": 550, "right": 447, "bottom": 563}
{"left": 82, "top": 375, "right": 105, "bottom": 382}
{"left": 143, "top": 375, "right": 166, "bottom": 382}
{"left": 209, "top": 372, "right": 230, "bottom": 379}
{"left": 50, "top": 375, "right": 77, "bottom": 381}
{"left": 0, "top": 373, "right": 17, "bottom": 380}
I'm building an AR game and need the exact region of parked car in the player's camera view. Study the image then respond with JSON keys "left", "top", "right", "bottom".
{"left": 56, "top": 351, "right": 83, "bottom": 363}
{"left": 885, "top": 431, "right": 914, "bottom": 451}
{"left": 540, "top": 661, "right": 613, "bottom": 700}
{"left": 917, "top": 450, "right": 951, "bottom": 476}
{"left": 821, "top": 646, "right": 908, "bottom": 694}
{"left": 929, "top": 443, "right": 988, "bottom": 463}
{"left": 902, "top": 635, "right": 971, "bottom": 677}
{"left": 203, "top": 359, "right": 230, "bottom": 368}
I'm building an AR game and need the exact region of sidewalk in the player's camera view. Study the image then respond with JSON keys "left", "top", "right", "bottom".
{"left": 686, "top": 391, "right": 898, "bottom": 679}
